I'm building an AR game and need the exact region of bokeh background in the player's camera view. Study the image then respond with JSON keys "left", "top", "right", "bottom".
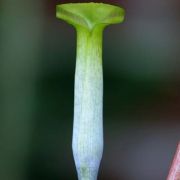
{"left": 0, "top": 0, "right": 180, "bottom": 179}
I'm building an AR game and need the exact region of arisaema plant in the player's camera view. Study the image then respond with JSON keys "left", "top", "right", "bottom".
{"left": 56, "top": 3, "right": 125, "bottom": 180}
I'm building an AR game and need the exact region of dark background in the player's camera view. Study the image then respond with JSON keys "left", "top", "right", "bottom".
{"left": 0, "top": 0, "right": 180, "bottom": 179}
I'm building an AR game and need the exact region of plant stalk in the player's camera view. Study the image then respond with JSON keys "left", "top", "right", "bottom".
{"left": 167, "top": 142, "right": 180, "bottom": 180}
{"left": 73, "top": 26, "right": 104, "bottom": 180}
{"left": 56, "top": 3, "right": 125, "bottom": 179}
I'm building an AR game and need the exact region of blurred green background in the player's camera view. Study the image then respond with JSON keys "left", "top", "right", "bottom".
{"left": 0, "top": 0, "right": 180, "bottom": 179}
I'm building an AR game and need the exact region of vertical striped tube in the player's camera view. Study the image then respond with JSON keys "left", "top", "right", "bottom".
{"left": 56, "top": 3, "right": 125, "bottom": 179}
{"left": 72, "top": 27, "right": 104, "bottom": 180}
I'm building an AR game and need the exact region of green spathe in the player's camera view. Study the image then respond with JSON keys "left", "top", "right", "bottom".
{"left": 56, "top": 3, "right": 125, "bottom": 30}
{"left": 56, "top": 3, "right": 125, "bottom": 180}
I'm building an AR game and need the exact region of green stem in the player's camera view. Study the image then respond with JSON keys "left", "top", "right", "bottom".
{"left": 56, "top": 3, "right": 125, "bottom": 180}
{"left": 73, "top": 26, "right": 104, "bottom": 180}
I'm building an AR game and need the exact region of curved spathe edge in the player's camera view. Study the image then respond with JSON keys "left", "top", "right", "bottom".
{"left": 56, "top": 3, "right": 125, "bottom": 30}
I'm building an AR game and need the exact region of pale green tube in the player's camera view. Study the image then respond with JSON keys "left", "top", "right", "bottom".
{"left": 73, "top": 26, "right": 104, "bottom": 180}
{"left": 56, "top": 3, "right": 125, "bottom": 180}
